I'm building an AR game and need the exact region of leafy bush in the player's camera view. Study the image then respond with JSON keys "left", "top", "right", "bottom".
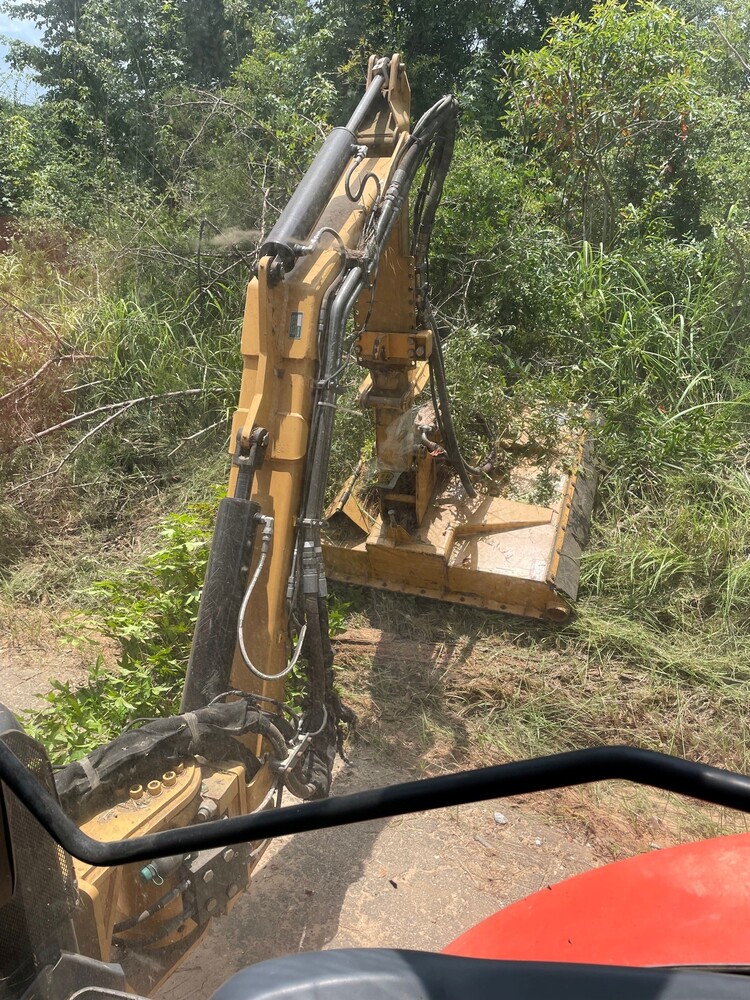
{"left": 504, "top": 1, "right": 723, "bottom": 244}
{"left": 27, "top": 501, "right": 215, "bottom": 762}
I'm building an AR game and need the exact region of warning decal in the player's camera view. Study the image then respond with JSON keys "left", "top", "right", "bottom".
{"left": 289, "top": 312, "right": 303, "bottom": 340}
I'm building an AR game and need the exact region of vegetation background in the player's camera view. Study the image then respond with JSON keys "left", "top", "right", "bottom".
{"left": 2, "top": 0, "right": 750, "bottom": 817}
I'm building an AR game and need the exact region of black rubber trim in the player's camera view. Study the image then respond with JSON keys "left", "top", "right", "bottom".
{"left": 3, "top": 743, "right": 750, "bottom": 866}
{"left": 0, "top": 703, "right": 24, "bottom": 735}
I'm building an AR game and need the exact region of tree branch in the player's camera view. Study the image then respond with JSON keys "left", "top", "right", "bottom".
{"left": 5, "top": 388, "right": 202, "bottom": 453}
{"left": 8, "top": 402, "right": 138, "bottom": 492}
{"left": 0, "top": 292, "right": 58, "bottom": 342}
{"left": 714, "top": 22, "right": 750, "bottom": 76}
{"left": 0, "top": 354, "right": 92, "bottom": 407}
{"left": 167, "top": 417, "right": 226, "bottom": 456}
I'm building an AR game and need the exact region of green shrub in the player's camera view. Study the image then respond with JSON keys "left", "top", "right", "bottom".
{"left": 27, "top": 500, "right": 216, "bottom": 763}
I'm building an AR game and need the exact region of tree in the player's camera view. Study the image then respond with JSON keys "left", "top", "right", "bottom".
{"left": 504, "top": 1, "right": 724, "bottom": 244}
{"left": 4, "top": 0, "right": 186, "bottom": 181}
{"left": 297, "top": 0, "right": 594, "bottom": 128}
{"left": 0, "top": 100, "right": 35, "bottom": 211}
{"left": 0, "top": 0, "right": 288, "bottom": 182}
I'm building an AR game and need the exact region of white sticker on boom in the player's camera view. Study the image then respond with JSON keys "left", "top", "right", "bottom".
{"left": 289, "top": 312, "right": 303, "bottom": 340}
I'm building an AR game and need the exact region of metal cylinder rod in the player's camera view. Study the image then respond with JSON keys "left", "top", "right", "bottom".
{"left": 259, "top": 61, "right": 390, "bottom": 273}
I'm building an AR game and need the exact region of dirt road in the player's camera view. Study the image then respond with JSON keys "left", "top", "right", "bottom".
{"left": 0, "top": 605, "right": 90, "bottom": 714}
{"left": 0, "top": 642, "right": 87, "bottom": 714}
{"left": 155, "top": 748, "right": 594, "bottom": 1000}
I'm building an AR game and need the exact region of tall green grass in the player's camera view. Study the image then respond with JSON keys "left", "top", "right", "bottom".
{"left": 1, "top": 233, "right": 247, "bottom": 549}
{"left": 424, "top": 201, "right": 750, "bottom": 772}
{"left": 70, "top": 283, "right": 242, "bottom": 471}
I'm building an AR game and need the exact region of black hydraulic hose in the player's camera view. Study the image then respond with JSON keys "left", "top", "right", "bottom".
{"left": 251, "top": 713, "right": 291, "bottom": 762}
{"left": 301, "top": 265, "right": 365, "bottom": 524}
{"left": 390, "top": 97, "right": 474, "bottom": 497}
{"left": 298, "top": 261, "right": 351, "bottom": 522}
{"left": 112, "top": 879, "right": 190, "bottom": 933}
{"left": 284, "top": 768, "right": 316, "bottom": 800}
{"left": 280, "top": 593, "right": 330, "bottom": 801}
{"left": 410, "top": 95, "right": 456, "bottom": 144}
{"left": 303, "top": 593, "right": 328, "bottom": 713}
{"left": 427, "top": 306, "right": 476, "bottom": 498}
{"left": 4, "top": 741, "right": 750, "bottom": 866}
{"left": 366, "top": 96, "right": 457, "bottom": 271}
{"left": 113, "top": 906, "right": 196, "bottom": 949}
{"left": 405, "top": 102, "right": 476, "bottom": 495}
{"left": 412, "top": 118, "right": 455, "bottom": 271}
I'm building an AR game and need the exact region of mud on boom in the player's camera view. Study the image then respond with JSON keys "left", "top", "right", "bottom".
{"left": 1, "top": 56, "right": 595, "bottom": 999}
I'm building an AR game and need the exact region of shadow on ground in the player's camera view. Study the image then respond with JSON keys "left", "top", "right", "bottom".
{"left": 154, "top": 754, "right": 395, "bottom": 1000}
{"left": 155, "top": 591, "right": 595, "bottom": 1000}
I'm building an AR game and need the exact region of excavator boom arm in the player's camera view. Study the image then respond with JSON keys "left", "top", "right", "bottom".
{"left": 0, "top": 55, "right": 593, "bottom": 1000}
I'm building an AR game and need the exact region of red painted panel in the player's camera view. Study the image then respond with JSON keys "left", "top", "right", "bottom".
{"left": 444, "top": 832, "right": 750, "bottom": 967}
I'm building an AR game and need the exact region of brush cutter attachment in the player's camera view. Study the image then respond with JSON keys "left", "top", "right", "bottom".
{"left": 318, "top": 78, "right": 595, "bottom": 624}
{"left": 323, "top": 410, "right": 595, "bottom": 623}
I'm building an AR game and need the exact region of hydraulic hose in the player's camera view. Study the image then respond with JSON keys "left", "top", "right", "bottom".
{"left": 412, "top": 110, "right": 456, "bottom": 271}
{"left": 401, "top": 97, "right": 476, "bottom": 496}
{"left": 112, "top": 879, "right": 190, "bottom": 934}
{"left": 113, "top": 906, "right": 196, "bottom": 949}
{"left": 427, "top": 304, "right": 476, "bottom": 498}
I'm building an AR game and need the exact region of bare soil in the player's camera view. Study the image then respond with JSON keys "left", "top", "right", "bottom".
{"left": 155, "top": 748, "right": 595, "bottom": 1000}
{"left": 150, "top": 623, "right": 746, "bottom": 996}
{"left": 0, "top": 643, "right": 87, "bottom": 713}
{"left": 2, "top": 611, "right": 745, "bottom": 998}
{"left": 0, "top": 604, "right": 91, "bottom": 714}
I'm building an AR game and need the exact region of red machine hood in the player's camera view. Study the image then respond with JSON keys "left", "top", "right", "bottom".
{"left": 445, "top": 831, "right": 750, "bottom": 968}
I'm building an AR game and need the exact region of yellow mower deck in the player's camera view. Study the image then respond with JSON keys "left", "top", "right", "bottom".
{"left": 323, "top": 436, "right": 595, "bottom": 623}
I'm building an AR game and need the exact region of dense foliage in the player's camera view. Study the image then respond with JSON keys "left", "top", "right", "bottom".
{"left": 4, "top": 0, "right": 750, "bottom": 767}
{"left": 29, "top": 504, "right": 212, "bottom": 762}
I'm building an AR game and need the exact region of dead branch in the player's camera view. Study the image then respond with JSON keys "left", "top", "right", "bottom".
{"left": 0, "top": 292, "right": 59, "bottom": 342}
{"left": 0, "top": 354, "right": 92, "bottom": 406}
{"left": 714, "top": 21, "right": 750, "bottom": 76}
{"left": 5, "top": 388, "right": 202, "bottom": 453}
{"left": 168, "top": 417, "right": 227, "bottom": 457}
{"left": 8, "top": 402, "right": 137, "bottom": 492}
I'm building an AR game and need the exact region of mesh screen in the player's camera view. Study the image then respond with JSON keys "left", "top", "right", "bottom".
{"left": 0, "top": 729, "right": 78, "bottom": 988}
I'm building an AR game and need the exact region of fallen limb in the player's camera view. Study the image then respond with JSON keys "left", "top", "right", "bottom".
{"left": 0, "top": 354, "right": 92, "bottom": 407}
{"left": 8, "top": 402, "right": 137, "bottom": 492}
{"left": 167, "top": 417, "right": 227, "bottom": 457}
{"left": 5, "top": 388, "right": 202, "bottom": 453}
{"left": 0, "top": 292, "right": 59, "bottom": 343}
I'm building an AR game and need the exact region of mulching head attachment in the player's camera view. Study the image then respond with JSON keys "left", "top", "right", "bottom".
{"left": 323, "top": 425, "right": 595, "bottom": 623}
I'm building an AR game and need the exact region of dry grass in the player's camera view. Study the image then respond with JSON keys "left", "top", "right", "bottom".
{"left": 333, "top": 587, "right": 750, "bottom": 862}
{"left": 0, "top": 319, "right": 75, "bottom": 454}
{"left": 0, "top": 242, "right": 100, "bottom": 557}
